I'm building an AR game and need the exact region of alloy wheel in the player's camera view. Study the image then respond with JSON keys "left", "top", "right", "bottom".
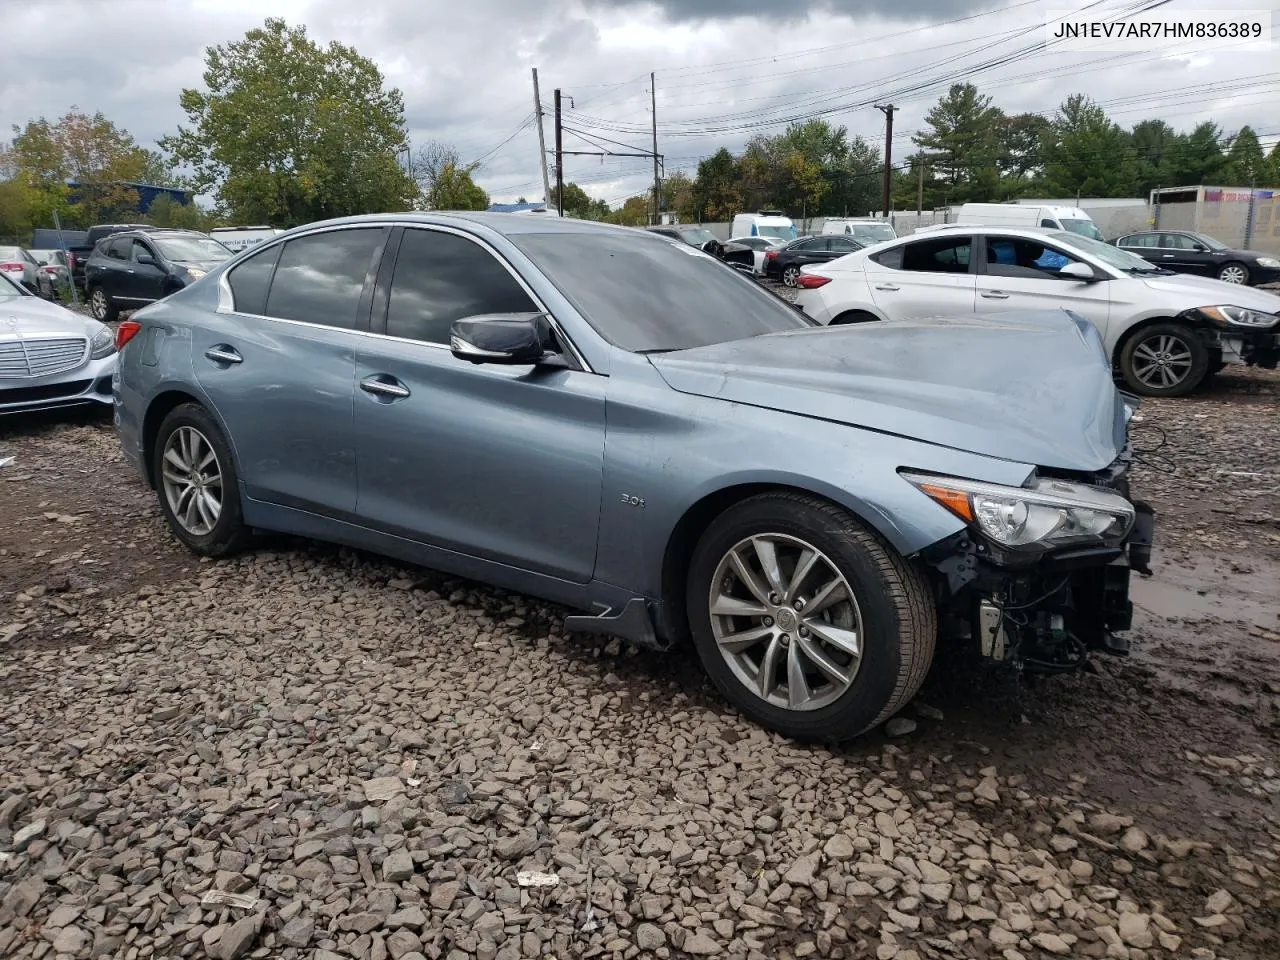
{"left": 91, "top": 288, "right": 108, "bottom": 319}
{"left": 1218, "top": 264, "right": 1247, "bottom": 284}
{"left": 1130, "top": 333, "right": 1194, "bottom": 390}
{"left": 708, "top": 533, "right": 864, "bottom": 712}
{"left": 160, "top": 426, "right": 223, "bottom": 536}
{"left": 783, "top": 266, "right": 800, "bottom": 287}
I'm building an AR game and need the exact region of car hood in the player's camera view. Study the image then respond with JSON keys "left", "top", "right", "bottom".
{"left": 1138, "top": 272, "right": 1280, "bottom": 309}
{"left": 649, "top": 311, "right": 1128, "bottom": 472}
{"left": 173, "top": 258, "right": 229, "bottom": 271}
{"left": 0, "top": 296, "right": 98, "bottom": 337}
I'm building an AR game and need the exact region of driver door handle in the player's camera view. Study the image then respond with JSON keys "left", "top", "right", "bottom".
{"left": 874, "top": 283, "right": 900, "bottom": 291}
{"left": 360, "top": 375, "right": 410, "bottom": 400}
{"left": 204, "top": 345, "right": 243, "bottom": 364}
{"left": 980, "top": 290, "right": 1010, "bottom": 300}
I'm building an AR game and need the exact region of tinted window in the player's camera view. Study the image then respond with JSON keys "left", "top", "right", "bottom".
{"left": 227, "top": 243, "right": 282, "bottom": 316}
{"left": 131, "top": 240, "right": 155, "bottom": 262}
{"left": 1040, "top": 219, "right": 1057, "bottom": 228}
{"left": 264, "top": 229, "right": 383, "bottom": 330}
{"left": 1119, "top": 234, "right": 1156, "bottom": 249}
{"left": 984, "top": 236, "right": 1084, "bottom": 279}
{"left": 1161, "top": 233, "right": 1197, "bottom": 250}
{"left": 511, "top": 231, "right": 811, "bottom": 352}
{"left": 385, "top": 229, "right": 538, "bottom": 344}
{"left": 105, "top": 238, "right": 130, "bottom": 260}
{"left": 829, "top": 237, "right": 860, "bottom": 252}
{"left": 900, "top": 236, "right": 971, "bottom": 273}
{"left": 870, "top": 246, "right": 904, "bottom": 269}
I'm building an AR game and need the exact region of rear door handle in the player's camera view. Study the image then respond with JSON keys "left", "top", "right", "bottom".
{"left": 204, "top": 345, "right": 242, "bottom": 364}
{"left": 980, "top": 290, "right": 1010, "bottom": 300}
{"left": 874, "top": 283, "right": 900, "bottom": 291}
{"left": 360, "top": 375, "right": 410, "bottom": 400}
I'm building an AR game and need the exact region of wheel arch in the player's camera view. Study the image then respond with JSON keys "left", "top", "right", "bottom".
{"left": 657, "top": 481, "right": 914, "bottom": 646}
{"left": 828, "top": 308, "right": 886, "bottom": 325}
{"left": 1110, "top": 314, "right": 1189, "bottom": 368}
{"left": 141, "top": 390, "right": 240, "bottom": 489}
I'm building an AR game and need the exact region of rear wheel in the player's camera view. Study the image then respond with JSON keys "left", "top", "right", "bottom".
{"left": 89, "top": 285, "right": 119, "bottom": 322}
{"left": 153, "top": 403, "right": 250, "bottom": 557}
{"left": 782, "top": 265, "right": 801, "bottom": 287}
{"left": 686, "top": 493, "right": 936, "bottom": 742}
{"left": 1119, "top": 322, "right": 1208, "bottom": 397}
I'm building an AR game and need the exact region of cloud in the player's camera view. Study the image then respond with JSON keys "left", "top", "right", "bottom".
{"left": 585, "top": 0, "right": 990, "bottom": 23}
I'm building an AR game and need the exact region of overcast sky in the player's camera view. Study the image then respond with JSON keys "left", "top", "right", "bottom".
{"left": 3, "top": 0, "right": 1277, "bottom": 210}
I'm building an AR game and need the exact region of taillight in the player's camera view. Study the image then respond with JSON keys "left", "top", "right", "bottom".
{"left": 765, "top": 251, "right": 779, "bottom": 260}
{"left": 67, "top": 253, "right": 76, "bottom": 269}
{"left": 115, "top": 320, "right": 142, "bottom": 350}
{"left": 796, "top": 275, "right": 832, "bottom": 289}
{"left": 0, "top": 262, "right": 22, "bottom": 272}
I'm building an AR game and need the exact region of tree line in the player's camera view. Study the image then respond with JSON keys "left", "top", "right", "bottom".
{"left": 2, "top": 19, "right": 1277, "bottom": 243}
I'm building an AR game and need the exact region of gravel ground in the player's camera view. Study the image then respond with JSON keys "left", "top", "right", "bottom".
{"left": 1, "top": 361, "right": 1277, "bottom": 960}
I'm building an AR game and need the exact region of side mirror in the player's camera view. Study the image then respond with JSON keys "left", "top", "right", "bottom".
{"left": 449, "top": 313, "right": 552, "bottom": 365}
{"left": 1058, "top": 262, "right": 1097, "bottom": 282}
{"left": 136, "top": 254, "right": 157, "bottom": 267}
{"left": 1191, "top": 243, "right": 1207, "bottom": 252}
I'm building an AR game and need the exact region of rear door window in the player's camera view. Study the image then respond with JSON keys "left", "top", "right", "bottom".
{"left": 879, "top": 236, "right": 972, "bottom": 273}
{"left": 263, "top": 228, "right": 385, "bottom": 330}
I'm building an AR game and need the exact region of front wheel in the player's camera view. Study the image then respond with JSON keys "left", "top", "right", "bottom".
{"left": 1217, "top": 262, "right": 1249, "bottom": 284}
{"left": 686, "top": 493, "right": 936, "bottom": 743}
{"left": 153, "top": 403, "right": 251, "bottom": 557}
{"left": 1119, "top": 322, "right": 1208, "bottom": 397}
{"left": 89, "top": 285, "right": 119, "bottom": 322}
{"left": 782, "top": 265, "right": 801, "bottom": 287}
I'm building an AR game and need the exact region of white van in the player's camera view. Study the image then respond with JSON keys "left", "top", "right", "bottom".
{"left": 208, "top": 226, "right": 287, "bottom": 253}
{"left": 954, "top": 203, "right": 1104, "bottom": 241}
{"left": 730, "top": 210, "right": 798, "bottom": 243}
{"left": 821, "top": 218, "right": 897, "bottom": 244}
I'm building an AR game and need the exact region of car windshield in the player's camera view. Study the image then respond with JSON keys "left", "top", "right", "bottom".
{"left": 756, "top": 223, "right": 797, "bottom": 240}
{"left": 848, "top": 224, "right": 896, "bottom": 242}
{"left": 1048, "top": 230, "right": 1160, "bottom": 273}
{"left": 677, "top": 227, "right": 718, "bottom": 246}
{"left": 512, "top": 231, "right": 813, "bottom": 352}
{"left": 1058, "top": 218, "right": 1105, "bottom": 242}
{"left": 0, "top": 246, "right": 21, "bottom": 260}
{"left": 152, "top": 236, "right": 233, "bottom": 262}
{"left": 1192, "top": 233, "right": 1228, "bottom": 251}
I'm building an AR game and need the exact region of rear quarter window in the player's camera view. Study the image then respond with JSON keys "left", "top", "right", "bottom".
{"left": 226, "top": 243, "right": 282, "bottom": 316}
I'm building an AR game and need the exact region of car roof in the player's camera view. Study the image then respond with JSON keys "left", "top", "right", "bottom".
{"left": 292, "top": 212, "right": 666, "bottom": 240}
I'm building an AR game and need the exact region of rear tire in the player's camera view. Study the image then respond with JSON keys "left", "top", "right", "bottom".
{"left": 89, "top": 285, "right": 119, "bottom": 322}
{"left": 782, "top": 266, "right": 801, "bottom": 287}
{"left": 1119, "top": 322, "right": 1208, "bottom": 397}
{"left": 829, "top": 310, "right": 881, "bottom": 326}
{"left": 153, "top": 403, "right": 251, "bottom": 557}
{"left": 1217, "top": 261, "right": 1249, "bottom": 285}
{"left": 686, "top": 492, "right": 936, "bottom": 743}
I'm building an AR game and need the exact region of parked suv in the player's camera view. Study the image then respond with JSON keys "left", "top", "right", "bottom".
{"left": 794, "top": 225, "right": 1280, "bottom": 397}
{"left": 115, "top": 213, "right": 1153, "bottom": 743}
{"left": 85, "top": 229, "right": 232, "bottom": 321}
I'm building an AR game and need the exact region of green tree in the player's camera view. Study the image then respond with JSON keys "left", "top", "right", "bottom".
{"left": 1042, "top": 94, "right": 1134, "bottom": 197}
{"left": 142, "top": 194, "right": 218, "bottom": 230}
{"left": 550, "top": 181, "right": 592, "bottom": 217}
{"left": 606, "top": 195, "right": 649, "bottom": 226}
{"left": 997, "top": 112, "right": 1051, "bottom": 195}
{"left": 1264, "top": 143, "right": 1280, "bottom": 187}
{"left": 1129, "top": 119, "right": 1180, "bottom": 197}
{"left": 162, "top": 18, "right": 417, "bottom": 226}
{"left": 693, "top": 148, "right": 740, "bottom": 221}
{"left": 1223, "top": 125, "right": 1265, "bottom": 185}
{"left": 428, "top": 163, "right": 488, "bottom": 210}
{"left": 658, "top": 170, "right": 696, "bottom": 221}
{"left": 913, "top": 83, "right": 1004, "bottom": 203}
{"left": 1164, "top": 121, "right": 1225, "bottom": 187}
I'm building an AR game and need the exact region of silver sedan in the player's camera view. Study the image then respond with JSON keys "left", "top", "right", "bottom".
{"left": 0, "top": 273, "right": 117, "bottom": 415}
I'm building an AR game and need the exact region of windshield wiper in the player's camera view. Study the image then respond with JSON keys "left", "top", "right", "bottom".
{"left": 1125, "top": 266, "right": 1173, "bottom": 275}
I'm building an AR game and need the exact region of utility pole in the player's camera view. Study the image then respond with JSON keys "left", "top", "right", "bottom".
{"left": 916, "top": 153, "right": 925, "bottom": 215}
{"left": 554, "top": 88, "right": 564, "bottom": 217}
{"left": 874, "top": 103, "right": 897, "bottom": 218}
{"left": 532, "top": 68, "right": 551, "bottom": 206}
{"left": 651, "top": 72, "right": 660, "bottom": 225}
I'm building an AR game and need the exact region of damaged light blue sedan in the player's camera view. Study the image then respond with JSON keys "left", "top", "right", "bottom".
{"left": 113, "top": 213, "right": 1154, "bottom": 742}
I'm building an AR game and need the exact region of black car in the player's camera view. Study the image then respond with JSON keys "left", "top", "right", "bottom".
{"left": 85, "top": 229, "right": 233, "bottom": 321}
{"left": 765, "top": 235, "right": 865, "bottom": 286}
{"left": 1110, "top": 230, "right": 1280, "bottom": 286}
{"left": 643, "top": 224, "right": 756, "bottom": 274}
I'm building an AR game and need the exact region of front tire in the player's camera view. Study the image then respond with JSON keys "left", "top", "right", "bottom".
{"left": 89, "top": 285, "right": 119, "bottom": 322}
{"left": 153, "top": 403, "right": 250, "bottom": 557}
{"left": 1119, "top": 322, "right": 1208, "bottom": 397}
{"left": 1217, "top": 262, "right": 1249, "bottom": 284}
{"left": 686, "top": 493, "right": 936, "bottom": 742}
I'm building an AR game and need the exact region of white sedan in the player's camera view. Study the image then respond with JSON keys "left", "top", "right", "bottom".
{"left": 728, "top": 235, "right": 787, "bottom": 275}
{"left": 0, "top": 273, "right": 118, "bottom": 415}
{"left": 793, "top": 225, "right": 1280, "bottom": 397}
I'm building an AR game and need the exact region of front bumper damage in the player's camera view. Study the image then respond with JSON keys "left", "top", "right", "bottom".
{"left": 920, "top": 461, "right": 1155, "bottom": 672}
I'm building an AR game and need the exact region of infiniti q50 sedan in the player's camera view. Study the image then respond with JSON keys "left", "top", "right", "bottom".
{"left": 115, "top": 213, "right": 1153, "bottom": 742}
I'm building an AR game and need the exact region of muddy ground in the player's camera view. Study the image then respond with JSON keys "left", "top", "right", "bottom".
{"left": 1, "top": 365, "right": 1277, "bottom": 960}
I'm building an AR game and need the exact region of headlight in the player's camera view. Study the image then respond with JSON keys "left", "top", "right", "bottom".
{"left": 1198, "top": 305, "right": 1278, "bottom": 328}
{"left": 903, "top": 472, "right": 1135, "bottom": 552}
{"left": 88, "top": 325, "right": 116, "bottom": 359}
{"left": 1256, "top": 257, "right": 1280, "bottom": 268}
{"left": 184, "top": 268, "right": 207, "bottom": 280}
